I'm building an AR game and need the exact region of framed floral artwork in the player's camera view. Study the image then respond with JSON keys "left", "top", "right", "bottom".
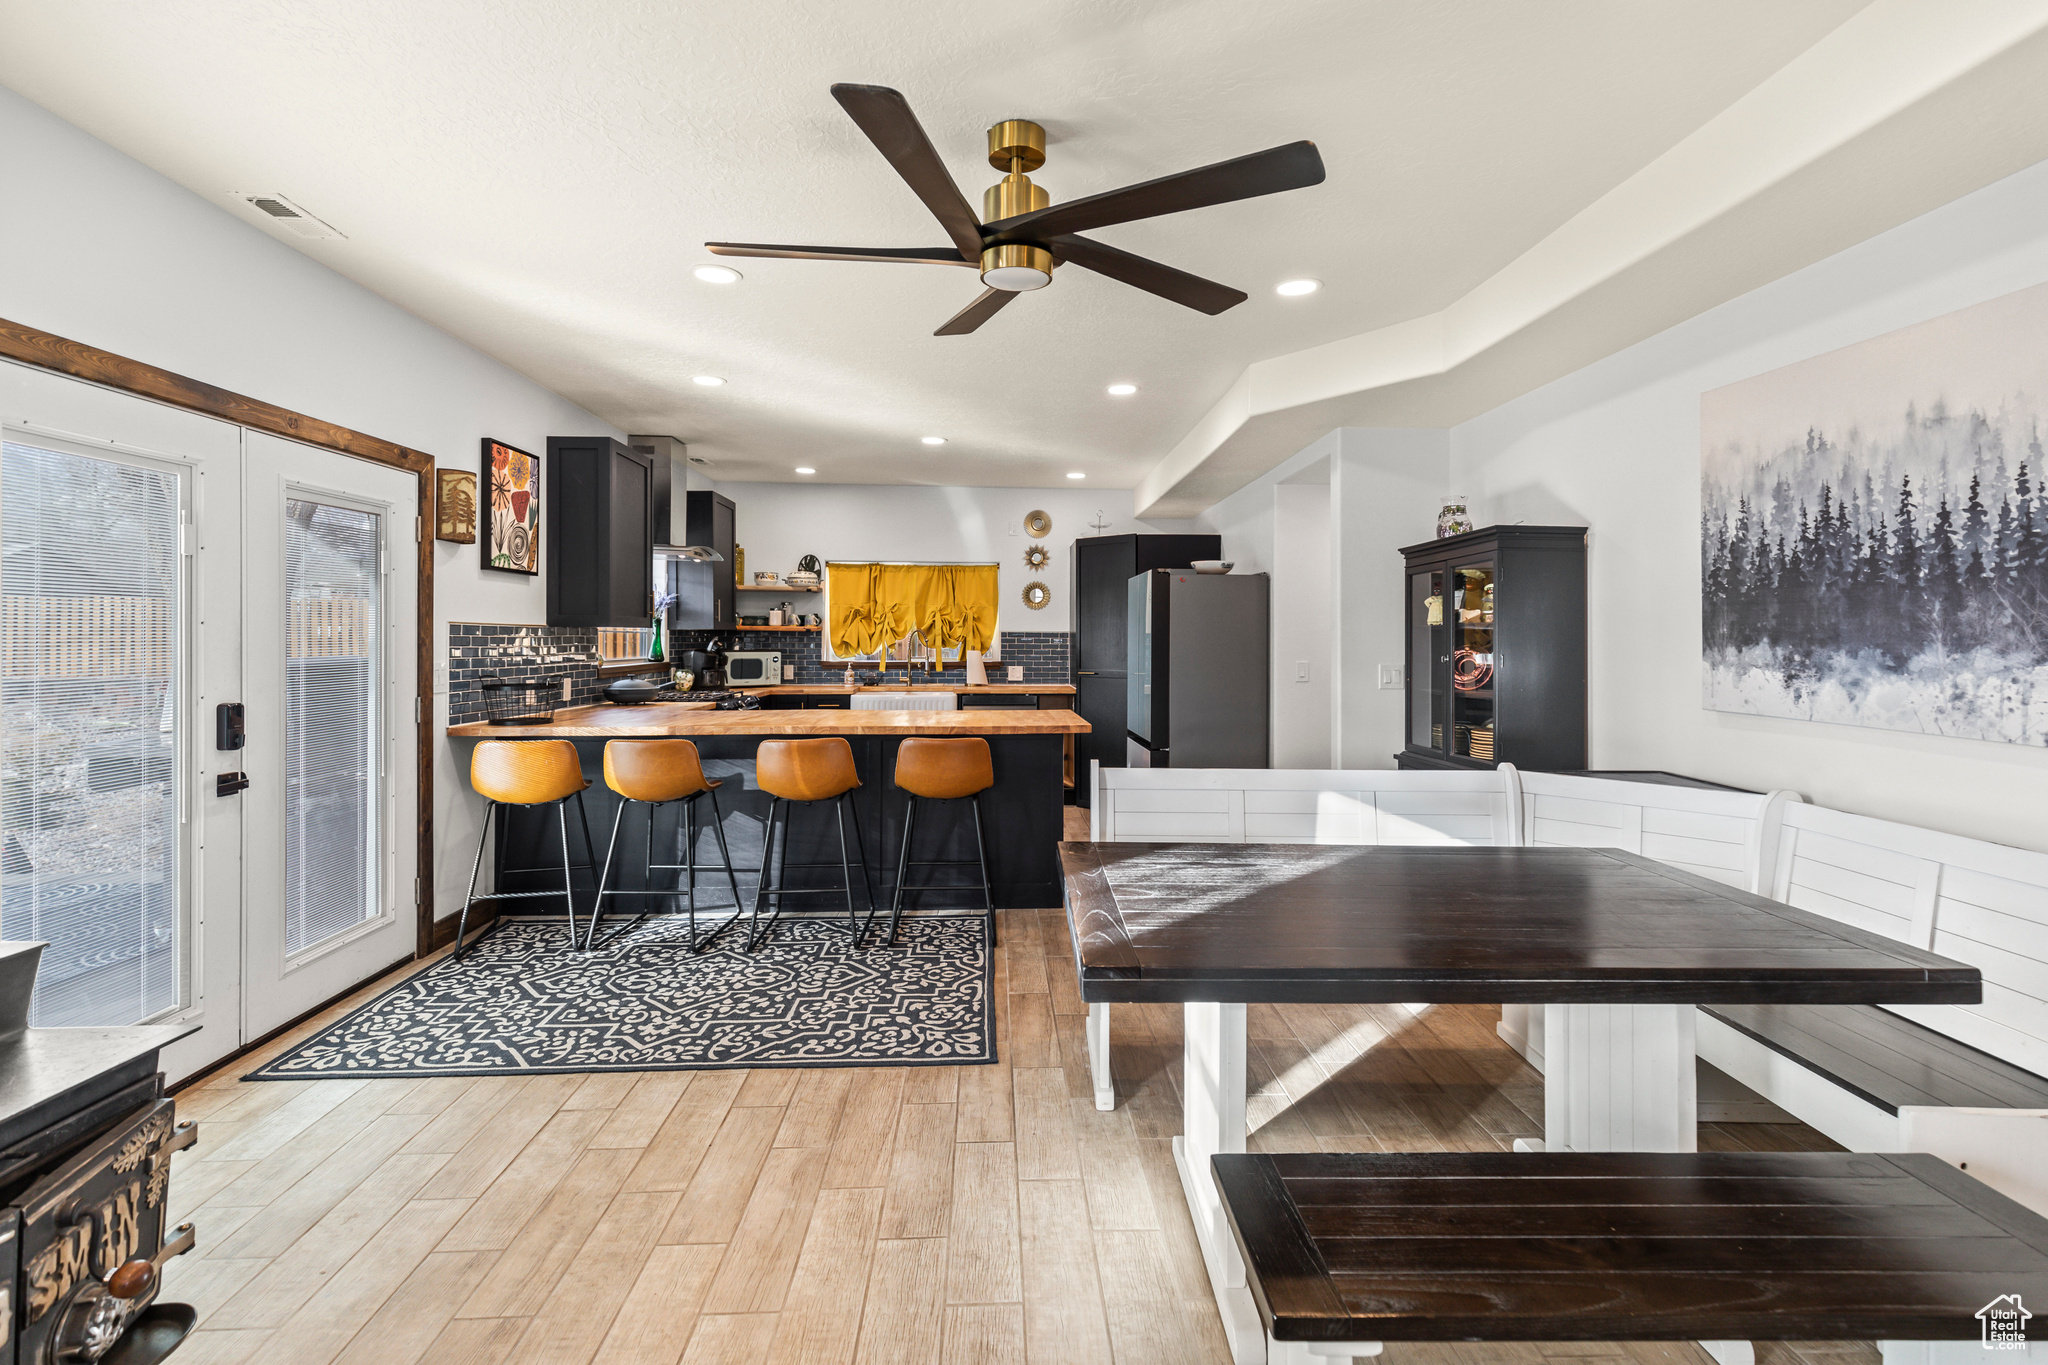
{"left": 482, "top": 438, "right": 540, "bottom": 574}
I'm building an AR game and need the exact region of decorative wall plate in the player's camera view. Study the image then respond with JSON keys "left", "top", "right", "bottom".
{"left": 1023, "top": 509, "right": 1051, "bottom": 537}
{"left": 1023, "top": 542, "right": 1050, "bottom": 570}
{"left": 1022, "top": 580, "right": 1051, "bottom": 610}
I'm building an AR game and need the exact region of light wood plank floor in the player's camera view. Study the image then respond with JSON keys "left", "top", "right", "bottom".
{"left": 162, "top": 812, "right": 1880, "bottom": 1365}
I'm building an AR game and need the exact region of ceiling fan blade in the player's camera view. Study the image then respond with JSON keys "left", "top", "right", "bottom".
{"left": 705, "top": 242, "right": 974, "bottom": 266}
{"left": 983, "top": 140, "right": 1325, "bottom": 245}
{"left": 934, "top": 288, "right": 1018, "bottom": 336}
{"left": 830, "top": 84, "right": 987, "bottom": 263}
{"left": 1049, "top": 235, "right": 1246, "bottom": 315}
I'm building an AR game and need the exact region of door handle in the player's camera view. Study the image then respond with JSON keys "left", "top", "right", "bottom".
{"left": 1078, "top": 670, "right": 1097, "bottom": 675}
{"left": 216, "top": 772, "right": 249, "bottom": 797}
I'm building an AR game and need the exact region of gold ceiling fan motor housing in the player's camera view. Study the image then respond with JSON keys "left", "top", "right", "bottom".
{"left": 981, "top": 120, "right": 1054, "bottom": 292}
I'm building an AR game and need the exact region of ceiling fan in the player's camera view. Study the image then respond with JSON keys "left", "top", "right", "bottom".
{"left": 705, "top": 84, "right": 1326, "bottom": 336}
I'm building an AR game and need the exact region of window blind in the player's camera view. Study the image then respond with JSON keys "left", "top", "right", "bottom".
{"left": 1, "top": 440, "right": 183, "bottom": 1026}
{"left": 284, "top": 498, "right": 382, "bottom": 955}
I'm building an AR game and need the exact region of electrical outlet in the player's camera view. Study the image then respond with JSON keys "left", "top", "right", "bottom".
{"left": 1007, "top": 665, "right": 1023, "bottom": 681}
{"left": 1295, "top": 660, "right": 1311, "bottom": 683}
{"left": 561, "top": 677, "right": 572, "bottom": 701}
{"left": 1378, "top": 664, "right": 1404, "bottom": 690}
{"left": 783, "top": 664, "right": 795, "bottom": 680}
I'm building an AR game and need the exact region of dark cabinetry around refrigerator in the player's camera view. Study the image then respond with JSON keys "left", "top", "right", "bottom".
{"left": 547, "top": 436, "right": 655, "bottom": 627}
{"left": 1397, "top": 524, "right": 1587, "bottom": 771}
{"left": 667, "top": 490, "right": 736, "bottom": 631}
{"left": 1069, "top": 533, "right": 1220, "bottom": 804}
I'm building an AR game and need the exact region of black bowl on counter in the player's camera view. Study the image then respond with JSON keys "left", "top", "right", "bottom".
{"left": 601, "top": 676, "right": 665, "bottom": 705}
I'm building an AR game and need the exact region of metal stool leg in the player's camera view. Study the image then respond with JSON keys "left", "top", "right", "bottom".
{"left": 557, "top": 800, "right": 579, "bottom": 950}
{"left": 589, "top": 799, "right": 628, "bottom": 952}
{"left": 971, "top": 795, "right": 996, "bottom": 948}
{"left": 454, "top": 799, "right": 496, "bottom": 960}
{"left": 847, "top": 793, "right": 877, "bottom": 926}
{"left": 747, "top": 796, "right": 781, "bottom": 951}
{"left": 834, "top": 795, "right": 859, "bottom": 944}
{"left": 888, "top": 795, "right": 918, "bottom": 947}
{"left": 700, "top": 788, "right": 745, "bottom": 953}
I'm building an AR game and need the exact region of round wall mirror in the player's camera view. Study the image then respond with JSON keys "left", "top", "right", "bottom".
{"left": 1022, "top": 581, "right": 1051, "bottom": 610}
{"left": 1023, "top": 543, "right": 1050, "bottom": 569}
{"left": 1023, "top": 509, "right": 1052, "bottom": 537}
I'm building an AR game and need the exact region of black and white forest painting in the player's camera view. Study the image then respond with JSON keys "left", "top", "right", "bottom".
{"left": 1702, "top": 281, "right": 2048, "bottom": 744}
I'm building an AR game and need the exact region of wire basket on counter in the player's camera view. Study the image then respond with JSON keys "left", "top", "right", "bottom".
{"left": 480, "top": 672, "right": 556, "bottom": 725}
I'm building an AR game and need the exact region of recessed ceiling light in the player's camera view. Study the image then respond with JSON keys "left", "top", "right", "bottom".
{"left": 1066, "top": 472, "right": 1086, "bottom": 479}
{"left": 692, "top": 375, "right": 725, "bottom": 386}
{"left": 1106, "top": 383, "right": 1138, "bottom": 396}
{"left": 1275, "top": 278, "right": 1321, "bottom": 297}
{"left": 921, "top": 436, "right": 947, "bottom": 445}
{"left": 795, "top": 466, "right": 816, "bottom": 475}
{"left": 693, "top": 264, "right": 742, "bottom": 284}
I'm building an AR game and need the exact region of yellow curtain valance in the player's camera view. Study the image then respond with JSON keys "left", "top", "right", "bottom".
{"left": 827, "top": 561, "right": 999, "bottom": 660}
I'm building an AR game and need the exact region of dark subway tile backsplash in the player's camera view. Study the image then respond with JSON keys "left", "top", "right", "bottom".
{"left": 448, "top": 623, "right": 1073, "bottom": 723}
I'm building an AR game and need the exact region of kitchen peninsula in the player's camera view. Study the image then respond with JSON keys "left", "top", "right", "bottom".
{"left": 447, "top": 699, "right": 1088, "bottom": 918}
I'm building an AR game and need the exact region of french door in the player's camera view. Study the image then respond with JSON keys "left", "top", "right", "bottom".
{"left": 0, "top": 362, "right": 417, "bottom": 1078}
{"left": 240, "top": 431, "right": 416, "bottom": 1038}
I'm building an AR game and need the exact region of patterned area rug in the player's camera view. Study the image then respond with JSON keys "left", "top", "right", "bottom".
{"left": 246, "top": 914, "right": 994, "bottom": 1078}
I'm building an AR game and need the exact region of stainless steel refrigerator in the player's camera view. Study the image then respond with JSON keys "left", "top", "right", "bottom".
{"left": 1126, "top": 569, "right": 1270, "bottom": 768}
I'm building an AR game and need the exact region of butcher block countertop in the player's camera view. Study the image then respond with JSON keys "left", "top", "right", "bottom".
{"left": 736, "top": 683, "right": 1076, "bottom": 696}
{"left": 448, "top": 701, "right": 1091, "bottom": 739}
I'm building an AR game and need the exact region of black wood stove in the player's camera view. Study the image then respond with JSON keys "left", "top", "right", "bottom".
{"left": 2, "top": 942, "right": 200, "bottom": 1365}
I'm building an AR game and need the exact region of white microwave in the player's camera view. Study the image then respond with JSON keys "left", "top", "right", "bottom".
{"left": 724, "top": 650, "right": 782, "bottom": 685}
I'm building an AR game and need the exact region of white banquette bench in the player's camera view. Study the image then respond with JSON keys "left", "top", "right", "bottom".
{"left": 1078, "top": 762, "right": 2048, "bottom": 1217}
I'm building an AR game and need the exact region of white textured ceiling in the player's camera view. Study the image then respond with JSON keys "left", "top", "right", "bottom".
{"left": 0, "top": 0, "right": 1870, "bottom": 492}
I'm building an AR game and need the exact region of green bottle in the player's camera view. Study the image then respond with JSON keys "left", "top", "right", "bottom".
{"left": 650, "top": 614, "right": 665, "bottom": 662}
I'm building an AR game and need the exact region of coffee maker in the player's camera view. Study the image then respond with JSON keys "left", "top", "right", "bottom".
{"left": 683, "top": 636, "right": 728, "bottom": 690}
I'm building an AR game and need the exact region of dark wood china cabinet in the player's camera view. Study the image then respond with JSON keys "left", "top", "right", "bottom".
{"left": 1397, "top": 524, "right": 1587, "bottom": 771}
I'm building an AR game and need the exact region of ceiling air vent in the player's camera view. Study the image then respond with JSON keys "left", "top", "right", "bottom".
{"left": 233, "top": 192, "right": 344, "bottom": 240}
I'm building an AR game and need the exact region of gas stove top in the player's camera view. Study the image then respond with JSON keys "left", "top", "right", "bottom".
{"left": 657, "top": 689, "right": 760, "bottom": 710}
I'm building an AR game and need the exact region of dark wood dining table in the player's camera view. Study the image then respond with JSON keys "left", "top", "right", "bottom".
{"left": 1058, "top": 840, "right": 1983, "bottom": 1365}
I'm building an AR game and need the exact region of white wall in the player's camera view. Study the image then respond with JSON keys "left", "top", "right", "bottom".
{"left": 1271, "top": 480, "right": 1333, "bottom": 766}
{"left": 0, "top": 86, "right": 619, "bottom": 918}
{"left": 1450, "top": 154, "right": 2048, "bottom": 852}
{"left": 1199, "top": 427, "right": 1446, "bottom": 770}
{"left": 709, "top": 481, "right": 1175, "bottom": 635}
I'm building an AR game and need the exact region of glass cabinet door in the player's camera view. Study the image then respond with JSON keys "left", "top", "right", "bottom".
{"left": 1449, "top": 561, "right": 1496, "bottom": 761}
{"left": 1409, "top": 568, "right": 1449, "bottom": 754}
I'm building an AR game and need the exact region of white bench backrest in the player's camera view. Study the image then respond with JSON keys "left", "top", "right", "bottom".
{"left": 1770, "top": 801, "right": 2048, "bottom": 1078}
{"left": 1090, "top": 764, "right": 1521, "bottom": 847}
{"left": 1518, "top": 773, "right": 1792, "bottom": 893}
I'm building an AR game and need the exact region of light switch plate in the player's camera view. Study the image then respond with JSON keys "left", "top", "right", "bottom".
{"left": 1007, "top": 665, "right": 1023, "bottom": 681}
{"left": 1378, "top": 664, "right": 1404, "bottom": 689}
{"left": 1295, "top": 660, "right": 1311, "bottom": 683}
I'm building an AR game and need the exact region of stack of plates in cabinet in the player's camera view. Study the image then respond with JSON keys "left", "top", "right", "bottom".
{"left": 1468, "top": 726, "right": 1495, "bottom": 761}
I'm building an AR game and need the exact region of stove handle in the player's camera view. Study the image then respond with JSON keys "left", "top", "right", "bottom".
{"left": 107, "top": 1221, "right": 196, "bottom": 1301}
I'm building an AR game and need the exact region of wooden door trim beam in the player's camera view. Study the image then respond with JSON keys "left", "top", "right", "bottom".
{"left": 0, "top": 316, "right": 441, "bottom": 957}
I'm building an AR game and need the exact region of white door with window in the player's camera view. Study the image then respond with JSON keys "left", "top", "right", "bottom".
{"left": 240, "top": 430, "right": 416, "bottom": 1037}
{"left": 1, "top": 363, "right": 418, "bottom": 1077}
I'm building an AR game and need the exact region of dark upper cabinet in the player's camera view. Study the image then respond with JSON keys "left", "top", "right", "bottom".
{"left": 667, "top": 490, "right": 736, "bottom": 631}
{"left": 1396, "top": 524, "right": 1586, "bottom": 772}
{"left": 1069, "top": 533, "right": 1220, "bottom": 803}
{"left": 546, "top": 436, "right": 654, "bottom": 627}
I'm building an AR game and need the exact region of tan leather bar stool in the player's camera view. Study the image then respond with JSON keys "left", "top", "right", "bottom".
{"left": 455, "top": 739, "right": 597, "bottom": 958}
{"left": 749, "top": 737, "right": 876, "bottom": 950}
{"left": 591, "top": 740, "right": 744, "bottom": 952}
{"left": 885, "top": 737, "right": 995, "bottom": 948}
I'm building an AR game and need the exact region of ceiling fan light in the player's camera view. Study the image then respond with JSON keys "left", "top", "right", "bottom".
{"left": 981, "top": 243, "right": 1053, "bottom": 292}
